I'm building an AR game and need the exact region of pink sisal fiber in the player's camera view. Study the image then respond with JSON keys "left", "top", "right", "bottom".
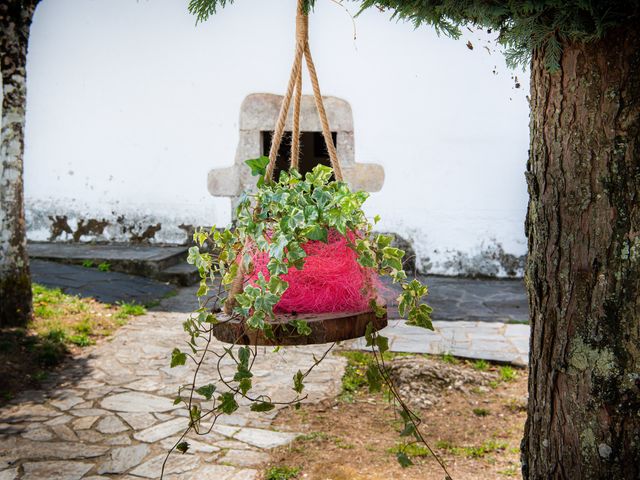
{"left": 246, "top": 230, "right": 380, "bottom": 314}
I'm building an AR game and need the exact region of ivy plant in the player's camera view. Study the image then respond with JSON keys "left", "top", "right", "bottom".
{"left": 165, "top": 160, "right": 451, "bottom": 478}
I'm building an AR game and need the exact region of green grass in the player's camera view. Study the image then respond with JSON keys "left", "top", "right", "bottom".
{"left": 97, "top": 262, "right": 111, "bottom": 272}
{"left": 115, "top": 302, "right": 147, "bottom": 320}
{"left": 264, "top": 466, "right": 300, "bottom": 480}
{"left": 388, "top": 442, "right": 432, "bottom": 458}
{"left": 498, "top": 466, "right": 519, "bottom": 476}
{"left": 472, "top": 359, "right": 489, "bottom": 371}
{"left": 436, "top": 439, "right": 509, "bottom": 458}
{"left": 81, "top": 259, "right": 94, "bottom": 268}
{"left": 441, "top": 352, "right": 459, "bottom": 364}
{"left": 472, "top": 407, "right": 490, "bottom": 417}
{"left": 337, "top": 351, "right": 373, "bottom": 402}
{"left": 499, "top": 366, "right": 517, "bottom": 382}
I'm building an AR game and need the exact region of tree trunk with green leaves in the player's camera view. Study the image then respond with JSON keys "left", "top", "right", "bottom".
{"left": 0, "top": 1, "right": 39, "bottom": 327}
{"left": 522, "top": 21, "right": 640, "bottom": 479}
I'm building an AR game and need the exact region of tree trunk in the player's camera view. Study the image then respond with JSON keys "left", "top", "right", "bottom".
{"left": 0, "top": 1, "right": 38, "bottom": 327}
{"left": 522, "top": 22, "right": 640, "bottom": 480}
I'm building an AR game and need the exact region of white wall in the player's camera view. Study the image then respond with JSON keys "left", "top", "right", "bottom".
{"left": 24, "top": 0, "right": 530, "bottom": 276}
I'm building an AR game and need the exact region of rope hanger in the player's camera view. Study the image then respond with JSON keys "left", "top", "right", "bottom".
{"left": 225, "top": 0, "right": 343, "bottom": 314}
{"left": 264, "top": 0, "right": 344, "bottom": 182}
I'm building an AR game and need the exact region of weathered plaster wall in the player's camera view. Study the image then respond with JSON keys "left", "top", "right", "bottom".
{"left": 23, "top": 0, "right": 530, "bottom": 276}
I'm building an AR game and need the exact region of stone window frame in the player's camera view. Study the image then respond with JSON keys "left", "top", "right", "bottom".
{"left": 207, "top": 93, "right": 384, "bottom": 211}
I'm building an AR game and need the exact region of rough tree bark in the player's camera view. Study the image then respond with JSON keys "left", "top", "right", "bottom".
{"left": 522, "top": 22, "right": 640, "bottom": 480}
{"left": 0, "top": 1, "right": 39, "bottom": 327}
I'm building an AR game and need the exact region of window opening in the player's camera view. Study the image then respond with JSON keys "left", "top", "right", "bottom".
{"left": 261, "top": 131, "right": 337, "bottom": 180}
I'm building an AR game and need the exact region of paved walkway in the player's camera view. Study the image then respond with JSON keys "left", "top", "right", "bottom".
{"left": 0, "top": 289, "right": 345, "bottom": 479}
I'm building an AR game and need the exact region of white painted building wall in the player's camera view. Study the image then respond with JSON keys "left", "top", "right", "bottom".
{"left": 23, "top": 0, "right": 530, "bottom": 277}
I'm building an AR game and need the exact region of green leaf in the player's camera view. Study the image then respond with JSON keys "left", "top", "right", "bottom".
{"left": 170, "top": 348, "right": 187, "bottom": 368}
{"left": 366, "top": 363, "right": 383, "bottom": 393}
{"left": 176, "top": 441, "right": 190, "bottom": 454}
{"left": 195, "top": 384, "right": 216, "bottom": 400}
{"left": 407, "top": 304, "right": 434, "bottom": 330}
{"left": 250, "top": 401, "right": 276, "bottom": 412}
{"left": 238, "top": 346, "right": 251, "bottom": 365}
{"left": 245, "top": 156, "right": 270, "bottom": 177}
{"left": 289, "top": 319, "right": 312, "bottom": 336}
{"left": 396, "top": 451, "right": 413, "bottom": 468}
{"left": 293, "top": 370, "right": 305, "bottom": 394}
{"left": 267, "top": 276, "right": 289, "bottom": 296}
{"left": 239, "top": 377, "right": 252, "bottom": 395}
{"left": 217, "top": 392, "right": 239, "bottom": 414}
{"left": 269, "top": 233, "right": 289, "bottom": 261}
{"left": 190, "top": 405, "right": 201, "bottom": 424}
{"left": 375, "top": 334, "right": 389, "bottom": 354}
{"left": 364, "top": 322, "right": 375, "bottom": 347}
{"left": 305, "top": 225, "right": 328, "bottom": 242}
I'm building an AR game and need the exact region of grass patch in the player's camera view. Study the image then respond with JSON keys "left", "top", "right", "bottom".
{"left": 115, "top": 302, "right": 147, "bottom": 320}
{"left": 499, "top": 366, "right": 517, "bottom": 382}
{"left": 265, "top": 466, "right": 300, "bottom": 480}
{"left": 97, "top": 262, "right": 111, "bottom": 272}
{"left": 472, "top": 407, "right": 490, "bottom": 417}
{"left": 388, "top": 442, "right": 432, "bottom": 458}
{"left": 436, "top": 438, "right": 509, "bottom": 458}
{"left": 441, "top": 352, "right": 460, "bottom": 364}
{"left": 472, "top": 359, "right": 489, "bottom": 371}
{"left": 1, "top": 284, "right": 135, "bottom": 405}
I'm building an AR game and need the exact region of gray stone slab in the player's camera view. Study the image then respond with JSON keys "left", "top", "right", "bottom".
{"left": 22, "top": 461, "right": 93, "bottom": 480}
{"left": 28, "top": 243, "right": 187, "bottom": 262}
{"left": 30, "top": 260, "right": 174, "bottom": 305}
{"left": 129, "top": 453, "right": 200, "bottom": 478}
{"left": 97, "top": 444, "right": 150, "bottom": 474}
{"left": 0, "top": 467, "right": 18, "bottom": 480}
{"left": 100, "top": 392, "right": 177, "bottom": 413}
{"left": 96, "top": 415, "right": 129, "bottom": 434}
{"left": 232, "top": 427, "right": 297, "bottom": 449}
{"left": 133, "top": 418, "right": 186, "bottom": 443}
{"left": 187, "top": 464, "right": 258, "bottom": 480}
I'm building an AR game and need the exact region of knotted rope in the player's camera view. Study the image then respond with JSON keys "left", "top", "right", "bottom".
{"left": 225, "top": 0, "right": 343, "bottom": 314}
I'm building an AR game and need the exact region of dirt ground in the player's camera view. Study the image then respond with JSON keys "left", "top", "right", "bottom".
{"left": 266, "top": 355, "right": 527, "bottom": 480}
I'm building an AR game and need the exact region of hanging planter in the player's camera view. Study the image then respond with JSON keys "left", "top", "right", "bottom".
{"left": 169, "top": 3, "right": 455, "bottom": 477}
{"left": 186, "top": 0, "right": 433, "bottom": 346}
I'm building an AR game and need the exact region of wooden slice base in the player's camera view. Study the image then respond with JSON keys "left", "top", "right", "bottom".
{"left": 210, "top": 308, "right": 388, "bottom": 346}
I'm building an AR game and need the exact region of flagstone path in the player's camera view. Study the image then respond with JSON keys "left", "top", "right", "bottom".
{"left": 1, "top": 276, "right": 530, "bottom": 479}
{"left": 0, "top": 289, "right": 345, "bottom": 480}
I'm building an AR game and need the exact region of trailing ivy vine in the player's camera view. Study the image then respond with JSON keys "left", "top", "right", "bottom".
{"left": 165, "top": 161, "right": 451, "bottom": 479}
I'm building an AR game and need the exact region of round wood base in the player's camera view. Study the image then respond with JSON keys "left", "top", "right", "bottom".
{"left": 210, "top": 309, "right": 388, "bottom": 346}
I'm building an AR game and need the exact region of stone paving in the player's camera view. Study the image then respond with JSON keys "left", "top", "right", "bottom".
{"left": 1, "top": 271, "right": 530, "bottom": 479}
{"left": 0, "top": 289, "right": 345, "bottom": 479}
{"left": 31, "top": 260, "right": 175, "bottom": 306}
{"left": 349, "top": 319, "right": 529, "bottom": 366}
